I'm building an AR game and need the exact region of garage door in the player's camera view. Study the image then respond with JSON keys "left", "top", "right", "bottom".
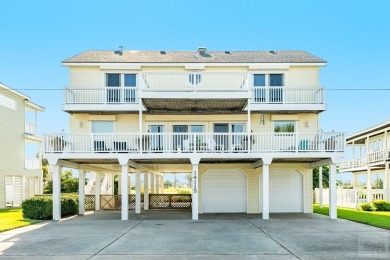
{"left": 269, "top": 170, "right": 303, "bottom": 213}
{"left": 203, "top": 169, "right": 247, "bottom": 213}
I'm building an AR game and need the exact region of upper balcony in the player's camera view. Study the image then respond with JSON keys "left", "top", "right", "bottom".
{"left": 63, "top": 72, "right": 325, "bottom": 113}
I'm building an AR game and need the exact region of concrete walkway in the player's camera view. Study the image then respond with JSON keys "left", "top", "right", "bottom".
{"left": 0, "top": 211, "right": 389, "bottom": 259}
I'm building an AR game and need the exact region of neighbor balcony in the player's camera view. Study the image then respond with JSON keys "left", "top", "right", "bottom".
{"left": 44, "top": 132, "right": 344, "bottom": 154}
{"left": 340, "top": 148, "right": 390, "bottom": 171}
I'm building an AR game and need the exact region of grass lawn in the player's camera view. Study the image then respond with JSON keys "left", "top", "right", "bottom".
{"left": 0, "top": 208, "right": 41, "bottom": 233}
{"left": 313, "top": 204, "right": 390, "bottom": 230}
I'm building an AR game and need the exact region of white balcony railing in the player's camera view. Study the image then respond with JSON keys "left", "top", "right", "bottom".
{"left": 44, "top": 132, "right": 344, "bottom": 154}
{"left": 25, "top": 158, "right": 41, "bottom": 170}
{"left": 340, "top": 147, "right": 390, "bottom": 170}
{"left": 25, "top": 122, "right": 37, "bottom": 135}
{"left": 142, "top": 71, "right": 248, "bottom": 91}
{"left": 252, "top": 87, "right": 324, "bottom": 104}
{"left": 64, "top": 87, "right": 137, "bottom": 104}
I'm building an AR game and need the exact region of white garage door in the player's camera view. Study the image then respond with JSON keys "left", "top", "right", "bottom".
{"left": 269, "top": 170, "right": 303, "bottom": 213}
{"left": 203, "top": 169, "right": 247, "bottom": 213}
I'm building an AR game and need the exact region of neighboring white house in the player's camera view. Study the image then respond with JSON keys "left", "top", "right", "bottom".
{"left": 339, "top": 120, "right": 390, "bottom": 205}
{"left": 0, "top": 82, "right": 44, "bottom": 208}
{"left": 44, "top": 48, "right": 345, "bottom": 221}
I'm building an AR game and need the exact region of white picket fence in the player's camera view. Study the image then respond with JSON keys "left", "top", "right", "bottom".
{"left": 314, "top": 188, "right": 385, "bottom": 209}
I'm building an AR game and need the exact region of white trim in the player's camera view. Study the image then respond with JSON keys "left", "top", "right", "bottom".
{"left": 63, "top": 62, "right": 327, "bottom": 67}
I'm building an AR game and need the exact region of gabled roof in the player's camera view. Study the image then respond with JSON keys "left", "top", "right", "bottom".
{"left": 0, "top": 82, "right": 45, "bottom": 111}
{"left": 347, "top": 120, "right": 390, "bottom": 143}
{"left": 63, "top": 50, "right": 326, "bottom": 64}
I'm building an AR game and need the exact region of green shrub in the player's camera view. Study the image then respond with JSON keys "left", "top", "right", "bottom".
{"left": 360, "top": 203, "right": 374, "bottom": 211}
{"left": 22, "top": 194, "right": 79, "bottom": 220}
{"left": 372, "top": 200, "right": 390, "bottom": 211}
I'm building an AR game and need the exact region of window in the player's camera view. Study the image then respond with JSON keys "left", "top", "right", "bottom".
{"left": 106, "top": 74, "right": 120, "bottom": 87}
{"left": 124, "top": 74, "right": 136, "bottom": 87}
{"left": 91, "top": 121, "right": 114, "bottom": 133}
{"left": 188, "top": 73, "right": 202, "bottom": 85}
{"left": 270, "top": 74, "right": 283, "bottom": 86}
{"left": 0, "top": 93, "right": 16, "bottom": 110}
{"left": 191, "top": 125, "right": 204, "bottom": 133}
{"left": 273, "top": 121, "right": 295, "bottom": 132}
{"left": 253, "top": 74, "right": 284, "bottom": 102}
{"left": 106, "top": 73, "right": 137, "bottom": 103}
{"left": 254, "top": 74, "right": 265, "bottom": 86}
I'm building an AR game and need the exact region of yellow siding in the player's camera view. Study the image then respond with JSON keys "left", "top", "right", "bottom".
{"left": 116, "top": 114, "right": 140, "bottom": 132}
{"left": 296, "top": 113, "right": 319, "bottom": 132}
{"left": 0, "top": 92, "right": 26, "bottom": 174}
{"left": 0, "top": 90, "right": 43, "bottom": 208}
{"left": 287, "top": 66, "right": 319, "bottom": 87}
{"left": 70, "top": 67, "right": 101, "bottom": 87}
{"left": 70, "top": 114, "right": 89, "bottom": 133}
{"left": 70, "top": 113, "right": 318, "bottom": 133}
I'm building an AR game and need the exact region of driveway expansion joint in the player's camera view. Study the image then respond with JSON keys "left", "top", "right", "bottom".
{"left": 246, "top": 220, "right": 301, "bottom": 260}
{"left": 86, "top": 220, "right": 143, "bottom": 260}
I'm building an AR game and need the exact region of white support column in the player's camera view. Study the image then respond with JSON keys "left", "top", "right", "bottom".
{"left": 367, "top": 167, "right": 372, "bottom": 203}
{"left": 144, "top": 173, "right": 149, "bottom": 210}
{"left": 78, "top": 167, "right": 85, "bottom": 215}
{"left": 139, "top": 98, "right": 143, "bottom": 153}
{"left": 121, "top": 164, "right": 129, "bottom": 220}
{"left": 156, "top": 174, "right": 160, "bottom": 194}
{"left": 319, "top": 166, "right": 323, "bottom": 209}
{"left": 52, "top": 164, "right": 61, "bottom": 221}
{"left": 191, "top": 157, "right": 200, "bottom": 220}
{"left": 95, "top": 172, "right": 101, "bottom": 211}
{"left": 150, "top": 173, "right": 155, "bottom": 194}
{"left": 262, "top": 163, "right": 270, "bottom": 220}
{"left": 353, "top": 174, "right": 359, "bottom": 189}
{"left": 135, "top": 169, "right": 141, "bottom": 214}
{"left": 329, "top": 164, "right": 337, "bottom": 219}
{"left": 247, "top": 97, "right": 251, "bottom": 153}
{"left": 384, "top": 163, "right": 389, "bottom": 201}
{"left": 160, "top": 175, "right": 164, "bottom": 194}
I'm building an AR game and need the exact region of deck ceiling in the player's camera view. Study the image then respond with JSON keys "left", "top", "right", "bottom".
{"left": 66, "top": 157, "right": 328, "bottom": 174}
{"left": 142, "top": 98, "right": 247, "bottom": 114}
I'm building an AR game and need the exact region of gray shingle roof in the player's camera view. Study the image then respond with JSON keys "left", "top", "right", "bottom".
{"left": 63, "top": 50, "right": 326, "bottom": 64}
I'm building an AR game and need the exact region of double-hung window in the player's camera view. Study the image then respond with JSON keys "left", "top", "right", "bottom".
{"left": 106, "top": 73, "right": 137, "bottom": 103}
{"left": 253, "top": 74, "right": 284, "bottom": 103}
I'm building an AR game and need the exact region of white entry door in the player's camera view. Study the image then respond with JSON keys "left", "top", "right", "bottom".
{"left": 269, "top": 170, "right": 303, "bottom": 213}
{"left": 203, "top": 169, "right": 247, "bottom": 213}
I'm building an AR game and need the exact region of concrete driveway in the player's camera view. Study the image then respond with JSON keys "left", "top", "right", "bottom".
{"left": 0, "top": 211, "right": 389, "bottom": 259}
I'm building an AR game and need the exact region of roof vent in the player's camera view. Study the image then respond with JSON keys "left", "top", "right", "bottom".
{"left": 198, "top": 47, "right": 207, "bottom": 54}
{"left": 269, "top": 50, "right": 276, "bottom": 54}
{"left": 115, "top": 46, "right": 123, "bottom": 55}
{"left": 224, "top": 51, "right": 231, "bottom": 54}
{"left": 160, "top": 50, "right": 166, "bottom": 55}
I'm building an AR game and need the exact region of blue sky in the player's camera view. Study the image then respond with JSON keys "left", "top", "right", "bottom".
{"left": 1, "top": 1, "right": 389, "bottom": 138}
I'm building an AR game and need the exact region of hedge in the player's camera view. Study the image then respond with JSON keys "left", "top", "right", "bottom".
{"left": 372, "top": 200, "right": 390, "bottom": 211}
{"left": 360, "top": 203, "right": 374, "bottom": 211}
{"left": 22, "top": 194, "right": 79, "bottom": 220}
